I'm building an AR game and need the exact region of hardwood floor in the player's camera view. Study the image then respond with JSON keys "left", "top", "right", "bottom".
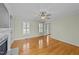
{"left": 11, "top": 35, "right": 79, "bottom": 55}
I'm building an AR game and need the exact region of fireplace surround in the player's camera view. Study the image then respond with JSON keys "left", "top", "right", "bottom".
{"left": 0, "top": 28, "right": 11, "bottom": 55}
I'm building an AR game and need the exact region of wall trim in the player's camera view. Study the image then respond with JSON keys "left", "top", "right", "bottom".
{"left": 51, "top": 36, "right": 79, "bottom": 47}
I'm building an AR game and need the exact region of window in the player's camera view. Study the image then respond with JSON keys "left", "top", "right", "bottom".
{"left": 23, "top": 22, "right": 30, "bottom": 35}
{"left": 45, "top": 23, "right": 50, "bottom": 34}
{"left": 39, "top": 23, "right": 43, "bottom": 33}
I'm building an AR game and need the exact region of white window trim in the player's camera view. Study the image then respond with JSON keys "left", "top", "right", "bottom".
{"left": 23, "top": 22, "right": 30, "bottom": 35}
{"left": 39, "top": 23, "right": 44, "bottom": 33}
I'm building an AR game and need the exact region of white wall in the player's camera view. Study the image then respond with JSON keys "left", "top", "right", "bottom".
{"left": 11, "top": 16, "right": 23, "bottom": 40}
{"left": 0, "top": 4, "right": 9, "bottom": 28}
{"left": 50, "top": 15, "right": 79, "bottom": 46}
{"left": 11, "top": 16, "right": 42, "bottom": 40}
{"left": 23, "top": 20, "right": 41, "bottom": 38}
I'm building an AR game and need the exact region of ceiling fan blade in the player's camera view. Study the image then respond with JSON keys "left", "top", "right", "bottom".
{"left": 48, "top": 18, "right": 51, "bottom": 19}
{"left": 46, "top": 14, "right": 51, "bottom": 16}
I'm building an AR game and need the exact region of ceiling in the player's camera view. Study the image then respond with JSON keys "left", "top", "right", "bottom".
{"left": 4, "top": 3, "right": 79, "bottom": 21}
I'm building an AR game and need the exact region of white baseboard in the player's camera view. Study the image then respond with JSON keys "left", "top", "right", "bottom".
{"left": 51, "top": 36, "right": 79, "bottom": 47}
{"left": 14, "top": 34, "right": 42, "bottom": 40}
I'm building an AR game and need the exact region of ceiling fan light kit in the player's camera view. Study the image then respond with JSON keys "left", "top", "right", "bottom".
{"left": 40, "top": 11, "right": 51, "bottom": 21}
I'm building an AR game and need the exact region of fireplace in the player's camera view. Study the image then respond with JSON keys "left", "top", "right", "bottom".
{"left": 0, "top": 36, "right": 8, "bottom": 55}
{"left": 0, "top": 28, "right": 11, "bottom": 55}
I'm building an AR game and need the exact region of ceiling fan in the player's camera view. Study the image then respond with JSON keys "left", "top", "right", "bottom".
{"left": 33, "top": 11, "right": 51, "bottom": 21}
{"left": 40, "top": 11, "right": 51, "bottom": 20}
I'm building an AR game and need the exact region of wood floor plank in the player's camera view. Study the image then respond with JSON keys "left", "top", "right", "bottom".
{"left": 11, "top": 35, "right": 79, "bottom": 55}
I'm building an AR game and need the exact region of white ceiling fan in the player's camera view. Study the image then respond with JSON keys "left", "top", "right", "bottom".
{"left": 40, "top": 11, "right": 51, "bottom": 21}
{"left": 33, "top": 11, "right": 51, "bottom": 22}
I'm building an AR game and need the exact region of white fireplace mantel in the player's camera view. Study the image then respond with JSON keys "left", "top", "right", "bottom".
{"left": 0, "top": 28, "right": 11, "bottom": 51}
